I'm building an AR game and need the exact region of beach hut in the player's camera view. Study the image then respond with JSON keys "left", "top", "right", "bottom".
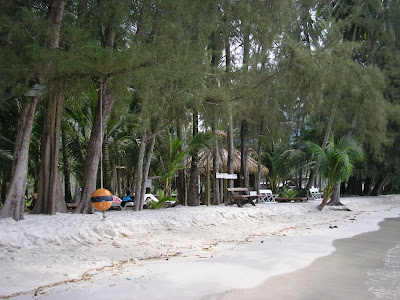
{"left": 194, "top": 147, "right": 269, "bottom": 204}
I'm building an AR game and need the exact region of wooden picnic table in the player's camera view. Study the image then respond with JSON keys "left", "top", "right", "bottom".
{"left": 227, "top": 187, "right": 259, "bottom": 207}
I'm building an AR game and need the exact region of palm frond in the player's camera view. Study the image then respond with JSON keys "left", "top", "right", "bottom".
{"left": 0, "top": 149, "right": 13, "bottom": 161}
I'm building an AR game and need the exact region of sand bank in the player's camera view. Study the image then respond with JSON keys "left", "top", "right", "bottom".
{"left": 1, "top": 196, "right": 399, "bottom": 299}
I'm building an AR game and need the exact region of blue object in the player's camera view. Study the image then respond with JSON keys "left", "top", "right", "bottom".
{"left": 122, "top": 195, "right": 131, "bottom": 202}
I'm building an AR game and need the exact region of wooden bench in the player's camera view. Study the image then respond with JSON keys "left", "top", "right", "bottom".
{"left": 227, "top": 188, "right": 259, "bottom": 207}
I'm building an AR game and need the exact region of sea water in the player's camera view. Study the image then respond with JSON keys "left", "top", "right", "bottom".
{"left": 367, "top": 241, "right": 400, "bottom": 299}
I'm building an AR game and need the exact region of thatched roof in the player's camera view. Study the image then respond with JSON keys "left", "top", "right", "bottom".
{"left": 196, "top": 148, "right": 269, "bottom": 176}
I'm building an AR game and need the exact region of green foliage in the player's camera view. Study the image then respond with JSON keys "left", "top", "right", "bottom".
{"left": 1, "top": 0, "right": 400, "bottom": 206}
{"left": 148, "top": 196, "right": 177, "bottom": 210}
{"left": 154, "top": 130, "right": 212, "bottom": 197}
{"left": 308, "top": 135, "right": 364, "bottom": 200}
{"left": 279, "top": 188, "right": 299, "bottom": 198}
{"left": 262, "top": 143, "right": 306, "bottom": 193}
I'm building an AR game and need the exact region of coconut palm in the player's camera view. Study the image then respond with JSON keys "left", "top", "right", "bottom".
{"left": 262, "top": 143, "right": 306, "bottom": 194}
{"left": 154, "top": 130, "right": 212, "bottom": 199}
{"left": 308, "top": 136, "right": 364, "bottom": 211}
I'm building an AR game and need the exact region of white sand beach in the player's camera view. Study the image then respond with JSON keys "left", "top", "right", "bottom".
{"left": 1, "top": 196, "right": 400, "bottom": 299}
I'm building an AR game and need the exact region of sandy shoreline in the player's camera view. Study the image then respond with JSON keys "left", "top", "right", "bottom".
{"left": 1, "top": 196, "right": 400, "bottom": 299}
{"left": 211, "top": 217, "right": 400, "bottom": 300}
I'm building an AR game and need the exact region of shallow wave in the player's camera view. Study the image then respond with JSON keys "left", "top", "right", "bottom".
{"left": 367, "top": 243, "right": 400, "bottom": 299}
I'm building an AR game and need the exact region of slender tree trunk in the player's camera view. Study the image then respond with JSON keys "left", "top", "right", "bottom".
{"left": 75, "top": 6, "right": 117, "bottom": 213}
{"left": 134, "top": 117, "right": 176, "bottom": 210}
{"left": 0, "top": 96, "right": 38, "bottom": 220}
{"left": 240, "top": 20, "right": 250, "bottom": 190}
{"left": 240, "top": 120, "right": 250, "bottom": 189}
{"left": 75, "top": 80, "right": 115, "bottom": 213}
{"left": 256, "top": 121, "right": 263, "bottom": 202}
{"left": 177, "top": 119, "right": 187, "bottom": 206}
{"left": 209, "top": 17, "right": 222, "bottom": 205}
{"left": 318, "top": 184, "right": 334, "bottom": 211}
{"left": 327, "top": 183, "right": 342, "bottom": 206}
{"left": 102, "top": 133, "right": 112, "bottom": 192}
{"left": 223, "top": 0, "right": 231, "bottom": 74}
{"left": 227, "top": 112, "right": 234, "bottom": 203}
{"left": 116, "top": 157, "right": 122, "bottom": 197}
{"left": 62, "top": 129, "right": 72, "bottom": 203}
{"left": 387, "top": 181, "right": 395, "bottom": 194}
{"left": 187, "top": 110, "right": 199, "bottom": 206}
{"left": 212, "top": 113, "right": 220, "bottom": 205}
{"left": 363, "top": 176, "right": 372, "bottom": 195}
{"left": 371, "top": 174, "right": 387, "bottom": 196}
{"left": 140, "top": 135, "right": 155, "bottom": 207}
{"left": 225, "top": 10, "right": 234, "bottom": 203}
{"left": 133, "top": 128, "right": 147, "bottom": 211}
{"left": 305, "top": 168, "right": 316, "bottom": 192}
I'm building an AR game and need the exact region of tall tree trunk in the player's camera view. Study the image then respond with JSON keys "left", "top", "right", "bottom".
{"left": 240, "top": 20, "right": 250, "bottom": 190}
{"left": 209, "top": 16, "right": 221, "bottom": 205}
{"left": 140, "top": 135, "right": 155, "bottom": 207}
{"left": 45, "top": 0, "right": 65, "bottom": 49}
{"left": 256, "top": 121, "right": 263, "bottom": 201}
{"left": 116, "top": 157, "right": 122, "bottom": 197}
{"left": 62, "top": 129, "right": 72, "bottom": 203}
{"left": 102, "top": 133, "right": 112, "bottom": 192}
{"left": 240, "top": 120, "right": 250, "bottom": 189}
{"left": 133, "top": 128, "right": 147, "bottom": 211}
{"left": 212, "top": 113, "right": 220, "bottom": 205}
{"left": 176, "top": 119, "right": 187, "bottom": 206}
{"left": 223, "top": 0, "right": 231, "bottom": 74}
{"left": 187, "top": 110, "right": 199, "bottom": 206}
{"left": 0, "top": 96, "right": 38, "bottom": 220}
{"left": 75, "top": 5, "right": 117, "bottom": 213}
{"left": 34, "top": 81, "right": 67, "bottom": 214}
{"left": 33, "top": 0, "right": 67, "bottom": 215}
{"left": 224, "top": 7, "right": 234, "bottom": 203}
{"left": 227, "top": 111, "right": 234, "bottom": 203}
{"left": 75, "top": 80, "right": 115, "bottom": 213}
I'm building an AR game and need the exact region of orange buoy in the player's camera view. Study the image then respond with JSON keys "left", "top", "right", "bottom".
{"left": 91, "top": 188, "right": 113, "bottom": 211}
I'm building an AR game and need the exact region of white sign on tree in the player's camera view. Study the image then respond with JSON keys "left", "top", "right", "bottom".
{"left": 215, "top": 173, "right": 238, "bottom": 179}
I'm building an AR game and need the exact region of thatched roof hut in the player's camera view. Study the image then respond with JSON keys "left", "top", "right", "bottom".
{"left": 196, "top": 148, "right": 269, "bottom": 176}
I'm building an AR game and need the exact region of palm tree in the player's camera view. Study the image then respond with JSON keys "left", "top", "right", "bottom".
{"left": 308, "top": 136, "right": 364, "bottom": 211}
{"left": 155, "top": 134, "right": 186, "bottom": 198}
{"left": 262, "top": 143, "right": 305, "bottom": 194}
{"left": 154, "top": 130, "right": 212, "bottom": 199}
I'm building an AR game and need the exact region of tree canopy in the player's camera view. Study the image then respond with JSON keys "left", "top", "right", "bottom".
{"left": 1, "top": 0, "right": 400, "bottom": 219}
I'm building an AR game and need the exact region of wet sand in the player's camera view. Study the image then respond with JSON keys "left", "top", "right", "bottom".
{"left": 213, "top": 217, "right": 400, "bottom": 300}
